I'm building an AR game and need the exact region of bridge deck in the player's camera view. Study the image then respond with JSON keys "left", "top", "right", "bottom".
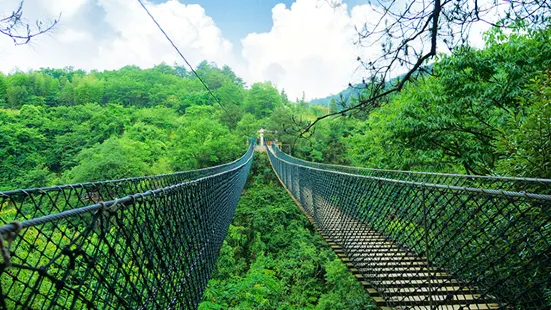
{"left": 269, "top": 158, "right": 500, "bottom": 309}
{"left": 319, "top": 212, "right": 499, "bottom": 309}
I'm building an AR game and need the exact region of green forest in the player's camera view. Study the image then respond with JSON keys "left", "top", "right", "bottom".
{"left": 1, "top": 25, "right": 550, "bottom": 308}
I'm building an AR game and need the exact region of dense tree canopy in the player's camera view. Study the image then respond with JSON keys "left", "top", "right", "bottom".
{"left": 343, "top": 26, "right": 551, "bottom": 177}
{"left": 199, "top": 155, "right": 374, "bottom": 309}
{"left": 0, "top": 62, "right": 258, "bottom": 190}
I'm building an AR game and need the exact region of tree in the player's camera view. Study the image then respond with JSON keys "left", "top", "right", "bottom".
{"left": 304, "top": 0, "right": 551, "bottom": 133}
{"left": 1, "top": 1, "right": 59, "bottom": 45}
{"left": 221, "top": 65, "right": 244, "bottom": 86}
{"left": 237, "top": 113, "right": 260, "bottom": 138}
{"left": 244, "top": 82, "right": 282, "bottom": 119}
{"left": 328, "top": 98, "right": 338, "bottom": 114}
{"left": 496, "top": 71, "right": 551, "bottom": 178}
{"left": 72, "top": 75, "right": 105, "bottom": 105}
{"left": 345, "top": 27, "right": 551, "bottom": 175}
{"left": 215, "top": 82, "right": 245, "bottom": 130}
{"left": 169, "top": 106, "right": 244, "bottom": 170}
{"left": 267, "top": 106, "right": 307, "bottom": 153}
{"left": 56, "top": 77, "right": 74, "bottom": 105}
{"left": 65, "top": 137, "right": 153, "bottom": 183}
{"left": 0, "top": 73, "right": 8, "bottom": 105}
{"left": 280, "top": 89, "right": 289, "bottom": 104}
{"left": 0, "top": 109, "right": 51, "bottom": 189}
{"left": 195, "top": 61, "right": 225, "bottom": 90}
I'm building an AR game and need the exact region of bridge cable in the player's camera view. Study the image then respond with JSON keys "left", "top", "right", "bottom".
{"left": 136, "top": 0, "right": 231, "bottom": 115}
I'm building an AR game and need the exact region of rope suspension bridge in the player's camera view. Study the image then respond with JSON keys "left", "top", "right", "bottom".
{"left": 1, "top": 140, "right": 550, "bottom": 309}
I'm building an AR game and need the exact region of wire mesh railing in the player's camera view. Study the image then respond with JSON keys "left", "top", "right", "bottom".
{"left": 0, "top": 142, "right": 254, "bottom": 309}
{"left": 268, "top": 145, "right": 551, "bottom": 309}
{"left": 2, "top": 145, "right": 253, "bottom": 225}
{"left": 271, "top": 144, "right": 551, "bottom": 194}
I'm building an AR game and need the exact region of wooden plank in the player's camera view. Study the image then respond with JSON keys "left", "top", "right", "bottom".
{"left": 380, "top": 286, "right": 473, "bottom": 296}
{"left": 348, "top": 252, "right": 424, "bottom": 259}
{"left": 409, "top": 304, "right": 500, "bottom": 310}
{"left": 387, "top": 293, "right": 486, "bottom": 303}
{"left": 365, "top": 272, "right": 453, "bottom": 280}
{"left": 374, "top": 279, "right": 460, "bottom": 288}
{"left": 384, "top": 296, "right": 498, "bottom": 307}
{"left": 372, "top": 296, "right": 386, "bottom": 307}
{"left": 365, "top": 288, "right": 380, "bottom": 296}
{"left": 357, "top": 265, "right": 440, "bottom": 273}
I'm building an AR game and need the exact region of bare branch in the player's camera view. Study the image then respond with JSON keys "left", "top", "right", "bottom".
{"left": 301, "top": 0, "right": 551, "bottom": 135}
{"left": 0, "top": 1, "right": 60, "bottom": 45}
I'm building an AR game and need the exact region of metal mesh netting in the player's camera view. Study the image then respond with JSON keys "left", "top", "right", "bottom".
{"left": 271, "top": 144, "right": 551, "bottom": 195}
{"left": 0, "top": 143, "right": 254, "bottom": 309}
{"left": 1, "top": 146, "right": 253, "bottom": 225}
{"left": 268, "top": 145, "right": 551, "bottom": 309}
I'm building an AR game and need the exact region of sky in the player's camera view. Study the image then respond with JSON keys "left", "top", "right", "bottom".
{"left": 0, "top": 0, "right": 488, "bottom": 100}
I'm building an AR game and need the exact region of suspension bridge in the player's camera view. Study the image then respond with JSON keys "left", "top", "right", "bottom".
{"left": 1, "top": 141, "right": 550, "bottom": 309}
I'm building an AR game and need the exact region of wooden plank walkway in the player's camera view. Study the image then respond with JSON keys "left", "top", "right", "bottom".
{"left": 268, "top": 154, "right": 500, "bottom": 309}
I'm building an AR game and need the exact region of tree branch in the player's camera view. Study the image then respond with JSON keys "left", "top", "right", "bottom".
{"left": 0, "top": 1, "right": 60, "bottom": 45}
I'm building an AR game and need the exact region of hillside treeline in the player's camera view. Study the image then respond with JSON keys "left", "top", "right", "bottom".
{"left": 2, "top": 27, "right": 550, "bottom": 191}
{"left": 0, "top": 62, "right": 295, "bottom": 190}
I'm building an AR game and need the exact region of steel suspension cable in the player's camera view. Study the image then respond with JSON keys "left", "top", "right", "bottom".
{"left": 271, "top": 143, "right": 551, "bottom": 194}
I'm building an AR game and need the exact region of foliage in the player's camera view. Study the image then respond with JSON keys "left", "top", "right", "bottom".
{"left": 169, "top": 106, "right": 244, "bottom": 170}
{"left": 2, "top": 23, "right": 551, "bottom": 309}
{"left": 65, "top": 137, "right": 153, "bottom": 182}
{"left": 0, "top": 63, "right": 258, "bottom": 189}
{"left": 244, "top": 82, "right": 282, "bottom": 119}
{"left": 344, "top": 26, "right": 551, "bottom": 177}
{"left": 495, "top": 71, "right": 551, "bottom": 178}
{"left": 1, "top": 61, "right": 375, "bottom": 307}
{"left": 302, "top": 0, "right": 550, "bottom": 133}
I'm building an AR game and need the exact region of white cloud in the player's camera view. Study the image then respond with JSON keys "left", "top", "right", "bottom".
{"left": 92, "top": 0, "right": 235, "bottom": 69}
{"left": 57, "top": 29, "right": 91, "bottom": 43}
{"left": 0, "top": 0, "right": 371, "bottom": 100}
{"left": 0, "top": 0, "right": 235, "bottom": 74}
{"left": 0, "top": 0, "right": 497, "bottom": 100}
{"left": 240, "top": 0, "right": 366, "bottom": 100}
{"left": 47, "top": 0, "right": 88, "bottom": 18}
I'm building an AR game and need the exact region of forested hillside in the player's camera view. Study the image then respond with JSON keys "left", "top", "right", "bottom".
{"left": 0, "top": 62, "right": 287, "bottom": 190}
{"left": 2, "top": 27, "right": 548, "bottom": 192}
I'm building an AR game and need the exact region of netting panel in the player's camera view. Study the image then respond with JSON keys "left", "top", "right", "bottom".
{"left": 271, "top": 144, "right": 551, "bottom": 194}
